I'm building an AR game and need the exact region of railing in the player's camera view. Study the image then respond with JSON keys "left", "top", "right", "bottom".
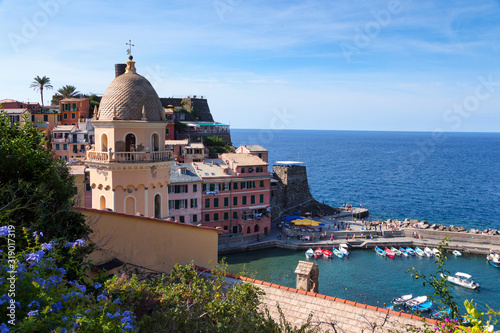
{"left": 87, "top": 150, "right": 172, "bottom": 163}
{"left": 53, "top": 138, "right": 68, "bottom": 143}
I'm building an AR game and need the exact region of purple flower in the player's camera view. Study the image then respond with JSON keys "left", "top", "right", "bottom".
{"left": 74, "top": 239, "right": 85, "bottom": 247}
{"left": 93, "top": 283, "right": 102, "bottom": 289}
{"left": 27, "top": 310, "right": 39, "bottom": 317}
{"left": 0, "top": 226, "right": 10, "bottom": 237}
{"left": 41, "top": 242, "right": 53, "bottom": 251}
{"left": 26, "top": 253, "right": 41, "bottom": 265}
{"left": 51, "top": 302, "right": 63, "bottom": 312}
{"left": 97, "top": 294, "right": 106, "bottom": 302}
{"left": 32, "top": 231, "right": 43, "bottom": 239}
{"left": 27, "top": 300, "right": 40, "bottom": 309}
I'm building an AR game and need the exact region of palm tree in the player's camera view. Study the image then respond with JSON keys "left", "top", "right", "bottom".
{"left": 57, "top": 85, "right": 80, "bottom": 99}
{"left": 30, "top": 76, "right": 53, "bottom": 107}
{"left": 51, "top": 85, "right": 81, "bottom": 105}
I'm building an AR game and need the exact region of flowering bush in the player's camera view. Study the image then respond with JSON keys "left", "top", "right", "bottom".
{"left": 0, "top": 229, "right": 136, "bottom": 332}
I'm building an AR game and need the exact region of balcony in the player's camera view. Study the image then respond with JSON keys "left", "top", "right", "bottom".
{"left": 53, "top": 138, "right": 68, "bottom": 143}
{"left": 87, "top": 150, "right": 172, "bottom": 163}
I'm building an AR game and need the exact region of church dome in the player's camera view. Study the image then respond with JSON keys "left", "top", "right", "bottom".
{"left": 98, "top": 58, "right": 164, "bottom": 121}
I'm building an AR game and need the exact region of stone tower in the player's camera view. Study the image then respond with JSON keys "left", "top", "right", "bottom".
{"left": 86, "top": 56, "right": 173, "bottom": 218}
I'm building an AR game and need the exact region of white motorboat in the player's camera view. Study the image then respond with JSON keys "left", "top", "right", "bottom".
{"left": 487, "top": 251, "right": 500, "bottom": 267}
{"left": 415, "top": 247, "right": 425, "bottom": 257}
{"left": 391, "top": 247, "right": 402, "bottom": 256}
{"left": 453, "top": 250, "right": 462, "bottom": 257}
{"left": 432, "top": 248, "right": 441, "bottom": 257}
{"left": 424, "top": 247, "right": 433, "bottom": 257}
{"left": 405, "top": 295, "right": 427, "bottom": 307}
{"left": 392, "top": 293, "right": 412, "bottom": 305}
{"left": 305, "top": 248, "right": 314, "bottom": 259}
{"left": 440, "top": 272, "right": 480, "bottom": 290}
{"left": 339, "top": 243, "right": 350, "bottom": 257}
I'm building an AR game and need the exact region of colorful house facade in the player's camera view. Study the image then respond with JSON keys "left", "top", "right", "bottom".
{"left": 59, "top": 97, "right": 90, "bottom": 125}
{"left": 195, "top": 151, "right": 271, "bottom": 236}
{"left": 168, "top": 163, "right": 202, "bottom": 224}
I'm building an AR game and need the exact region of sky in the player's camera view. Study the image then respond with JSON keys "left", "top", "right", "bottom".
{"left": 1, "top": 0, "right": 499, "bottom": 132}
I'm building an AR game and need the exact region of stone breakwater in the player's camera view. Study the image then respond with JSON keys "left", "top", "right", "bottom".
{"left": 371, "top": 218, "right": 500, "bottom": 236}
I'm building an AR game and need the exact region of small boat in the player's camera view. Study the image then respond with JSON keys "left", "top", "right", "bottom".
{"left": 375, "top": 247, "right": 386, "bottom": 257}
{"left": 332, "top": 248, "right": 344, "bottom": 259}
{"left": 339, "top": 243, "right": 350, "bottom": 257}
{"left": 412, "top": 301, "right": 433, "bottom": 312}
{"left": 432, "top": 248, "right": 441, "bottom": 257}
{"left": 314, "top": 248, "right": 323, "bottom": 259}
{"left": 391, "top": 247, "right": 402, "bottom": 256}
{"left": 453, "top": 250, "right": 462, "bottom": 257}
{"left": 432, "top": 308, "right": 451, "bottom": 319}
{"left": 441, "top": 272, "right": 480, "bottom": 290}
{"left": 424, "top": 247, "right": 433, "bottom": 257}
{"left": 305, "top": 248, "right": 314, "bottom": 259}
{"left": 415, "top": 247, "right": 425, "bottom": 257}
{"left": 392, "top": 293, "right": 413, "bottom": 305}
{"left": 322, "top": 249, "right": 333, "bottom": 259}
{"left": 399, "top": 247, "right": 409, "bottom": 257}
{"left": 383, "top": 305, "right": 394, "bottom": 310}
{"left": 384, "top": 247, "right": 395, "bottom": 259}
{"left": 406, "top": 247, "right": 416, "bottom": 256}
{"left": 487, "top": 251, "right": 500, "bottom": 267}
{"left": 405, "top": 295, "right": 427, "bottom": 307}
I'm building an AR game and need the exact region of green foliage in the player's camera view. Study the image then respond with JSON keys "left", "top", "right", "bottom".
{"left": 0, "top": 232, "right": 135, "bottom": 332}
{"left": 204, "top": 135, "right": 232, "bottom": 155}
{"left": 406, "top": 237, "right": 460, "bottom": 319}
{"left": 0, "top": 112, "right": 90, "bottom": 252}
{"left": 89, "top": 94, "right": 100, "bottom": 117}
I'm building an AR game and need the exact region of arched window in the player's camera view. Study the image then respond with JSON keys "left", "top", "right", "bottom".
{"left": 101, "top": 133, "right": 108, "bottom": 152}
{"left": 125, "top": 133, "right": 136, "bottom": 152}
{"left": 254, "top": 224, "right": 260, "bottom": 233}
{"left": 99, "top": 195, "right": 106, "bottom": 210}
{"left": 154, "top": 194, "right": 161, "bottom": 218}
{"left": 151, "top": 133, "right": 160, "bottom": 152}
{"left": 247, "top": 226, "right": 251, "bottom": 234}
{"left": 125, "top": 196, "right": 136, "bottom": 215}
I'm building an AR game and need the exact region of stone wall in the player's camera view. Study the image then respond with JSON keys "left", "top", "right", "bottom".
{"left": 273, "top": 165, "right": 313, "bottom": 208}
{"left": 404, "top": 229, "right": 500, "bottom": 247}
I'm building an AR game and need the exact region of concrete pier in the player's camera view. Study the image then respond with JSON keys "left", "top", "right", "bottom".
{"left": 219, "top": 214, "right": 500, "bottom": 255}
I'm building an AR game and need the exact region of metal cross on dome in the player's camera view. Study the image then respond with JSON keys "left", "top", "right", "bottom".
{"left": 126, "top": 39, "right": 134, "bottom": 56}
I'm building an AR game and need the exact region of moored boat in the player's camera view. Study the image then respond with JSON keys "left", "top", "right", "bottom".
{"left": 384, "top": 247, "right": 395, "bottom": 259}
{"left": 332, "top": 248, "right": 344, "bottom": 259}
{"left": 412, "top": 301, "right": 433, "bottom": 312}
{"left": 405, "top": 295, "right": 427, "bottom": 307}
{"left": 314, "top": 248, "right": 323, "bottom": 259}
{"left": 453, "top": 250, "right": 462, "bottom": 257}
{"left": 424, "top": 247, "right": 433, "bottom": 257}
{"left": 440, "top": 272, "right": 480, "bottom": 290}
{"left": 399, "top": 247, "right": 409, "bottom": 257}
{"left": 375, "top": 247, "right": 386, "bottom": 257}
{"left": 432, "top": 308, "right": 451, "bottom": 319}
{"left": 305, "top": 248, "right": 314, "bottom": 259}
{"left": 432, "top": 248, "right": 441, "bottom": 257}
{"left": 392, "top": 293, "right": 412, "bottom": 305}
{"left": 415, "top": 247, "right": 425, "bottom": 257}
{"left": 322, "top": 249, "right": 333, "bottom": 259}
{"left": 406, "top": 247, "right": 416, "bottom": 256}
{"left": 339, "top": 243, "right": 350, "bottom": 257}
{"left": 391, "top": 247, "right": 402, "bottom": 256}
{"left": 487, "top": 251, "right": 500, "bottom": 267}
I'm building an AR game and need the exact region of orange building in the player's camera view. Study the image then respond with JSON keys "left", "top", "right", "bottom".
{"left": 59, "top": 98, "right": 90, "bottom": 125}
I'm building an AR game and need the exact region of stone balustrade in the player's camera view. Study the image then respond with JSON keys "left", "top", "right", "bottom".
{"left": 86, "top": 150, "right": 172, "bottom": 163}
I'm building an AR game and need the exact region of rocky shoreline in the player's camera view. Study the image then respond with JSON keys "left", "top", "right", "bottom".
{"left": 369, "top": 218, "right": 500, "bottom": 236}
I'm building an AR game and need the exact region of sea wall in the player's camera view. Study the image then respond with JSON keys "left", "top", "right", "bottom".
{"left": 403, "top": 229, "right": 500, "bottom": 247}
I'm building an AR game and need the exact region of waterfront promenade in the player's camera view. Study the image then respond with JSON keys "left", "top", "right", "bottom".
{"left": 219, "top": 213, "right": 500, "bottom": 256}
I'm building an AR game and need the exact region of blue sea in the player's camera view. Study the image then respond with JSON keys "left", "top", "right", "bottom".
{"left": 232, "top": 129, "right": 500, "bottom": 230}
{"left": 225, "top": 129, "right": 500, "bottom": 314}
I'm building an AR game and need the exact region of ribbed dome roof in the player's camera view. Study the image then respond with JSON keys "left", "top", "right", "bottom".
{"left": 98, "top": 72, "right": 164, "bottom": 121}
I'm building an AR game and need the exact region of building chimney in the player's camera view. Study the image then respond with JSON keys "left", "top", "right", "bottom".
{"left": 115, "top": 64, "right": 126, "bottom": 77}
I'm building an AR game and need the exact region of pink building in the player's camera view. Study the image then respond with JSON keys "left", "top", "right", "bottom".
{"left": 195, "top": 152, "right": 271, "bottom": 236}
{"left": 168, "top": 163, "right": 202, "bottom": 224}
{"left": 235, "top": 144, "right": 268, "bottom": 163}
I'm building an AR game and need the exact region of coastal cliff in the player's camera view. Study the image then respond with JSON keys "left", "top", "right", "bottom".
{"left": 271, "top": 164, "right": 339, "bottom": 221}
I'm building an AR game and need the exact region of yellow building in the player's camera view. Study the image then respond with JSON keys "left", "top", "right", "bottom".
{"left": 86, "top": 56, "right": 173, "bottom": 217}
